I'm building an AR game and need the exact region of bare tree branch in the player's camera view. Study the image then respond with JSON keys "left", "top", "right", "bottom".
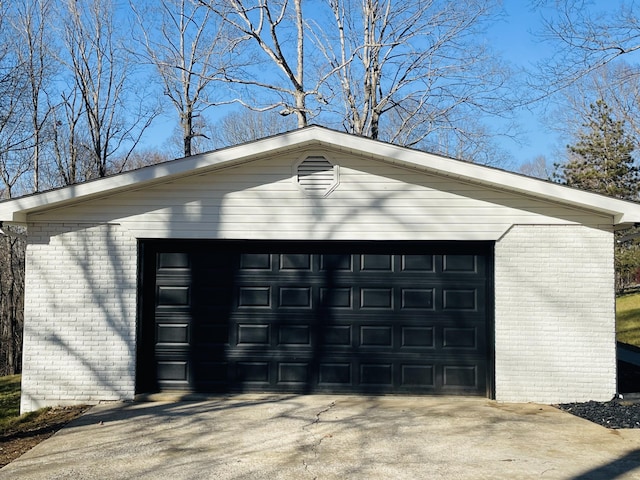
{"left": 58, "top": 0, "right": 158, "bottom": 180}
{"left": 200, "top": 0, "right": 313, "bottom": 127}
{"left": 132, "top": 0, "right": 232, "bottom": 156}
{"left": 532, "top": 0, "right": 640, "bottom": 98}
{"left": 315, "top": 0, "right": 513, "bottom": 161}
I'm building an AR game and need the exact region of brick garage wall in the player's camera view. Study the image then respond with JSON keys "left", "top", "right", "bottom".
{"left": 20, "top": 223, "right": 137, "bottom": 413}
{"left": 19, "top": 221, "right": 617, "bottom": 409}
{"left": 494, "top": 225, "right": 616, "bottom": 403}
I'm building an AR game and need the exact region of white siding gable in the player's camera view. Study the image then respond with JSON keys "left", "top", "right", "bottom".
{"left": 29, "top": 149, "right": 611, "bottom": 241}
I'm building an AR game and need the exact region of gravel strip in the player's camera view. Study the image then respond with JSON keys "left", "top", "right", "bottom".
{"left": 557, "top": 400, "right": 640, "bottom": 429}
{"left": 553, "top": 360, "right": 640, "bottom": 429}
{"left": 556, "top": 361, "right": 640, "bottom": 429}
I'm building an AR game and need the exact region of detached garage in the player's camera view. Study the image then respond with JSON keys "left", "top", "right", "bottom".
{"left": 2, "top": 126, "right": 640, "bottom": 413}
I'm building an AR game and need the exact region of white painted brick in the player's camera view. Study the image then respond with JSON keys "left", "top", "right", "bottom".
{"left": 20, "top": 222, "right": 137, "bottom": 413}
{"left": 20, "top": 220, "right": 618, "bottom": 410}
{"left": 494, "top": 225, "right": 616, "bottom": 404}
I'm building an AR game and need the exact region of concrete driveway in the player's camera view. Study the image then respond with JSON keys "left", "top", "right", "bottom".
{"left": 2, "top": 395, "right": 640, "bottom": 480}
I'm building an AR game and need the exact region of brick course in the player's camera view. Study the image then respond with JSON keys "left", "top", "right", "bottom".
{"left": 20, "top": 223, "right": 137, "bottom": 413}
{"left": 20, "top": 222, "right": 617, "bottom": 410}
{"left": 494, "top": 225, "right": 616, "bottom": 403}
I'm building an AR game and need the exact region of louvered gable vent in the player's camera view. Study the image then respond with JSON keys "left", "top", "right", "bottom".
{"left": 295, "top": 156, "right": 339, "bottom": 197}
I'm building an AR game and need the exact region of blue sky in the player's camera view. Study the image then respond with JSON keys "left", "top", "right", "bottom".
{"left": 488, "top": 0, "right": 561, "bottom": 167}
{"left": 140, "top": 0, "right": 632, "bottom": 170}
{"left": 489, "top": 0, "right": 638, "bottom": 168}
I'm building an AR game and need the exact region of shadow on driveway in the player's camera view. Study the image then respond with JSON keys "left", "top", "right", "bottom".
{"left": 572, "top": 449, "right": 640, "bottom": 480}
{"left": 1, "top": 395, "right": 640, "bottom": 479}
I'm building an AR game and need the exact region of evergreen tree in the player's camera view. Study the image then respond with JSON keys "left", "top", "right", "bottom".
{"left": 560, "top": 99, "right": 639, "bottom": 201}
{"left": 559, "top": 99, "right": 640, "bottom": 291}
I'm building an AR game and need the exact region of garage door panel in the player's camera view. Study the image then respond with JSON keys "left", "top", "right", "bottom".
{"left": 146, "top": 241, "right": 491, "bottom": 395}
{"left": 359, "top": 325, "right": 393, "bottom": 347}
{"left": 156, "top": 322, "right": 190, "bottom": 345}
{"left": 278, "top": 362, "right": 310, "bottom": 384}
{"left": 401, "top": 288, "right": 435, "bottom": 309}
{"left": 157, "top": 360, "right": 189, "bottom": 383}
{"left": 318, "top": 362, "right": 352, "bottom": 385}
{"left": 320, "top": 287, "right": 353, "bottom": 308}
{"left": 401, "top": 364, "right": 435, "bottom": 387}
{"left": 360, "top": 363, "right": 393, "bottom": 386}
{"left": 442, "top": 289, "right": 478, "bottom": 311}
{"left": 195, "top": 361, "right": 229, "bottom": 386}
{"left": 278, "top": 325, "right": 312, "bottom": 345}
{"left": 157, "top": 252, "right": 191, "bottom": 270}
{"left": 280, "top": 253, "right": 312, "bottom": 270}
{"left": 236, "top": 361, "right": 270, "bottom": 383}
{"left": 401, "top": 254, "right": 435, "bottom": 272}
{"left": 156, "top": 285, "right": 190, "bottom": 307}
{"left": 443, "top": 254, "right": 477, "bottom": 272}
{"left": 237, "top": 324, "right": 270, "bottom": 345}
{"left": 443, "top": 365, "right": 480, "bottom": 389}
{"left": 320, "top": 254, "right": 353, "bottom": 271}
{"left": 240, "top": 253, "right": 272, "bottom": 270}
{"left": 193, "top": 324, "right": 229, "bottom": 346}
{"left": 322, "top": 325, "right": 352, "bottom": 346}
{"left": 360, "top": 254, "right": 393, "bottom": 271}
{"left": 279, "top": 287, "right": 313, "bottom": 308}
{"left": 401, "top": 326, "right": 435, "bottom": 348}
{"left": 238, "top": 287, "right": 271, "bottom": 308}
{"left": 443, "top": 327, "right": 478, "bottom": 349}
{"left": 360, "top": 288, "right": 394, "bottom": 309}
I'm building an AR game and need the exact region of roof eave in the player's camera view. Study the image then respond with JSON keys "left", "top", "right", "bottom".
{"left": 318, "top": 131, "right": 640, "bottom": 225}
{"left": 2, "top": 126, "right": 640, "bottom": 226}
{"left": 0, "top": 128, "right": 323, "bottom": 222}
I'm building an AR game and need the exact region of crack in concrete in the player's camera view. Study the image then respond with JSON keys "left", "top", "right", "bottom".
{"left": 312, "top": 401, "right": 336, "bottom": 426}
{"left": 301, "top": 401, "right": 336, "bottom": 478}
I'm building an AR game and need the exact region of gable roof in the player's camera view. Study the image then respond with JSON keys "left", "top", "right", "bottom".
{"left": 2, "top": 125, "right": 640, "bottom": 226}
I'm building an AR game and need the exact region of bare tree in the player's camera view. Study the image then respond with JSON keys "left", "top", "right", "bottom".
{"left": 0, "top": 152, "right": 32, "bottom": 200}
{"left": 0, "top": 226, "right": 25, "bottom": 376}
{"left": 315, "top": 0, "right": 512, "bottom": 155}
{"left": 212, "top": 108, "right": 296, "bottom": 147}
{"left": 132, "top": 0, "right": 233, "bottom": 157}
{"left": 0, "top": 2, "right": 32, "bottom": 198}
{"left": 58, "top": 0, "right": 157, "bottom": 180}
{"left": 547, "top": 62, "right": 640, "bottom": 151}
{"left": 110, "top": 148, "right": 171, "bottom": 172}
{"left": 0, "top": 3, "right": 27, "bottom": 373}
{"left": 518, "top": 155, "right": 553, "bottom": 180}
{"left": 49, "top": 86, "right": 91, "bottom": 185}
{"left": 198, "top": 0, "right": 514, "bottom": 162}
{"left": 200, "top": 0, "right": 316, "bottom": 128}
{"left": 533, "top": 0, "right": 640, "bottom": 96}
{"left": 10, "top": 0, "right": 56, "bottom": 192}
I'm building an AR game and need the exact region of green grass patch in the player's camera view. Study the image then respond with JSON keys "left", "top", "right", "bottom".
{"left": 617, "top": 292, "right": 640, "bottom": 347}
{"left": 0, "top": 375, "right": 21, "bottom": 426}
{"left": 0, "top": 375, "right": 56, "bottom": 436}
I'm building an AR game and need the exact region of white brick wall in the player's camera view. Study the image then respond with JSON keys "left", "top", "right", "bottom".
{"left": 20, "top": 221, "right": 617, "bottom": 410}
{"left": 494, "top": 225, "right": 616, "bottom": 403}
{"left": 20, "top": 223, "right": 137, "bottom": 413}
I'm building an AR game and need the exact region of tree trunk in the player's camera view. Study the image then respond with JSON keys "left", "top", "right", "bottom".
{"left": 0, "top": 228, "right": 25, "bottom": 375}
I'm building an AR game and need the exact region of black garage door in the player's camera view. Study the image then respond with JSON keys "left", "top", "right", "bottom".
{"left": 138, "top": 241, "right": 493, "bottom": 396}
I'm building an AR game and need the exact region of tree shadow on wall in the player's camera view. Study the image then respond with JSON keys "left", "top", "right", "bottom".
{"left": 137, "top": 240, "right": 492, "bottom": 397}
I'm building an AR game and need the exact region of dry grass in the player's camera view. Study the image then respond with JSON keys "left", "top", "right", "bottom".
{"left": 617, "top": 292, "right": 640, "bottom": 347}
{"left": 0, "top": 375, "right": 89, "bottom": 468}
